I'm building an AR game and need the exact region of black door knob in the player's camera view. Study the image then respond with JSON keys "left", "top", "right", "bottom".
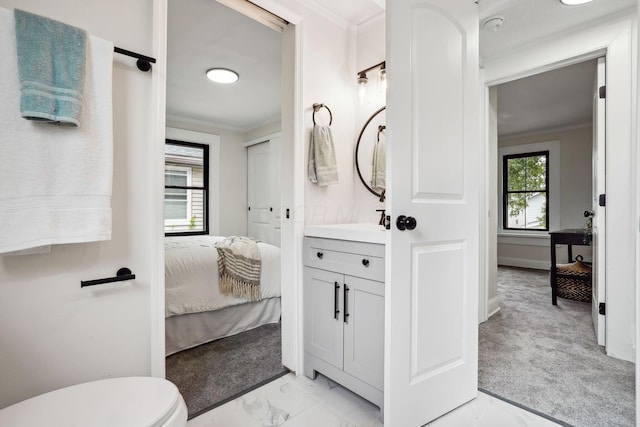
{"left": 405, "top": 216, "right": 417, "bottom": 230}
{"left": 397, "top": 215, "right": 417, "bottom": 231}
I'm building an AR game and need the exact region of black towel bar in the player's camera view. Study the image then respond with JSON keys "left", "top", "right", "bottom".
{"left": 114, "top": 47, "right": 156, "bottom": 72}
{"left": 81, "top": 267, "right": 135, "bottom": 288}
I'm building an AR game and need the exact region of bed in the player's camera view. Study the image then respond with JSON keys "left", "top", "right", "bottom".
{"left": 164, "top": 235, "right": 281, "bottom": 356}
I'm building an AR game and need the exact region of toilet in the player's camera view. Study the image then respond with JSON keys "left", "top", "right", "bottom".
{"left": 0, "top": 377, "right": 188, "bottom": 427}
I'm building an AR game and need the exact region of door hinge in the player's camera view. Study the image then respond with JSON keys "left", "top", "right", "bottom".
{"left": 599, "top": 303, "right": 606, "bottom": 316}
{"left": 599, "top": 194, "right": 606, "bottom": 207}
{"left": 599, "top": 85, "right": 606, "bottom": 99}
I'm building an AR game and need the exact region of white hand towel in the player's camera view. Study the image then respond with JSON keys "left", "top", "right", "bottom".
{"left": 0, "top": 7, "right": 114, "bottom": 255}
{"left": 308, "top": 125, "right": 339, "bottom": 186}
{"left": 371, "top": 132, "right": 386, "bottom": 192}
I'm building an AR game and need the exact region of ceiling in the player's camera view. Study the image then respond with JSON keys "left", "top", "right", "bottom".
{"left": 167, "top": 0, "right": 282, "bottom": 131}
{"left": 166, "top": 0, "right": 636, "bottom": 135}
{"left": 497, "top": 59, "right": 597, "bottom": 137}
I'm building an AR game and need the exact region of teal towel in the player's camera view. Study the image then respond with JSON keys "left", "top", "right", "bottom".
{"left": 14, "top": 9, "right": 87, "bottom": 127}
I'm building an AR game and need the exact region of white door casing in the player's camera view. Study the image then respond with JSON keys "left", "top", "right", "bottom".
{"left": 592, "top": 56, "right": 606, "bottom": 347}
{"left": 385, "top": 0, "right": 480, "bottom": 425}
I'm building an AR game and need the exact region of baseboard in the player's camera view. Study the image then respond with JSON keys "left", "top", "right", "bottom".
{"left": 487, "top": 297, "right": 500, "bottom": 318}
{"left": 497, "top": 257, "right": 549, "bottom": 270}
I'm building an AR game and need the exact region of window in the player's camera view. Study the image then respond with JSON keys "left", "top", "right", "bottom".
{"left": 165, "top": 140, "right": 209, "bottom": 235}
{"left": 502, "top": 151, "right": 549, "bottom": 231}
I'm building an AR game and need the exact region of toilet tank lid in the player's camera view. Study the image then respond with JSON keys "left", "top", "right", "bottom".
{"left": 0, "top": 377, "right": 185, "bottom": 427}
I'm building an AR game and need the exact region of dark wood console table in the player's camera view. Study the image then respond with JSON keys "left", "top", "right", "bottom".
{"left": 549, "top": 229, "right": 592, "bottom": 305}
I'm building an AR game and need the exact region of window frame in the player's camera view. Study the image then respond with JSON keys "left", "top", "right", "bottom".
{"left": 164, "top": 139, "right": 209, "bottom": 236}
{"left": 502, "top": 150, "right": 550, "bottom": 232}
{"left": 164, "top": 165, "right": 192, "bottom": 226}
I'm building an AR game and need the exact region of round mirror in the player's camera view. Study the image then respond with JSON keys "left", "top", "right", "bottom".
{"left": 355, "top": 106, "right": 386, "bottom": 201}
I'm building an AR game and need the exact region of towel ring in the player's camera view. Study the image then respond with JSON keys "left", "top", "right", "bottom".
{"left": 312, "top": 103, "right": 333, "bottom": 126}
{"left": 355, "top": 106, "right": 386, "bottom": 201}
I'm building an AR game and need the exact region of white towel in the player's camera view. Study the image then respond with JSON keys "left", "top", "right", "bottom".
{"left": 0, "top": 8, "right": 114, "bottom": 255}
{"left": 308, "top": 125, "right": 339, "bottom": 186}
{"left": 371, "top": 132, "right": 386, "bottom": 192}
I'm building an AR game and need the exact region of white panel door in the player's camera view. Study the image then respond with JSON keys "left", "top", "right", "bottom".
{"left": 247, "top": 142, "right": 272, "bottom": 243}
{"left": 303, "top": 267, "right": 344, "bottom": 370}
{"left": 386, "top": 0, "right": 480, "bottom": 425}
{"left": 592, "top": 57, "right": 606, "bottom": 346}
{"left": 343, "top": 275, "right": 384, "bottom": 391}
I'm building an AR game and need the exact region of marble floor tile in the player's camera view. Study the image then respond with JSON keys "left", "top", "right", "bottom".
{"left": 294, "top": 374, "right": 374, "bottom": 417}
{"left": 236, "top": 375, "right": 317, "bottom": 426}
{"left": 186, "top": 400, "right": 261, "bottom": 427}
{"left": 283, "top": 403, "right": 355, "bottom": 427}
{"left": 187, "top": 372, "right": 562, "bottom": 427}
{"left": 428, "top": 392, "right": 561, "bottom": 427}
{"left": 342, "top": 400, "right": 384, "bottom": 427}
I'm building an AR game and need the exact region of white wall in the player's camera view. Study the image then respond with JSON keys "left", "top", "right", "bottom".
{"left": 354, "top": 13, "right": 387, "bottom": 224}
{"left": 275, "top": 2, "right": 359, "bottom": 226}
{"left": 245, "top": 119, "right": 281, "bottom": 141}
{"left": 0, "top": 0, "right": 157, "bottom": 408}
{"left": 497, "top": 126, "right": 593, "bottom": 269}
{"left": 166, "top": 119, "right": 248, "bottom": 236}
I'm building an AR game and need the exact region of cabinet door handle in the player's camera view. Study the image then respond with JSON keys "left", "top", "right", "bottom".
{"left": 362, "top": 258, "right": 370, "bottom": 267}
{"left": 317, "top": 252, "right": 324, "bottom": 259}
{"left": 334, "top": 282, "right": 340, "bottom": 320}
{"left": 344, "top": 285, "right": 350, "bottom": 324}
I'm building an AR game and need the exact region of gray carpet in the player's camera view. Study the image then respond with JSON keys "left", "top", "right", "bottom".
{"left": 479, "top": 266, "right": 635, "bottom": 427}
{"left": 166, "top": 322, "right": 288, "bottom": 419}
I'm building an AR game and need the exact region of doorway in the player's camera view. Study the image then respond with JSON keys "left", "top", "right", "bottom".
{"left": 480, "top": 57, "right": 635, "bottom": 426}
{"left": 161, "top": 0, "right": 298, "bottom": 417}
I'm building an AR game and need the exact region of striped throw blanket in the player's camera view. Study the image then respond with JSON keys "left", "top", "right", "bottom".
{"left": 215, "top": 236, "right": 262, "bottom": 301}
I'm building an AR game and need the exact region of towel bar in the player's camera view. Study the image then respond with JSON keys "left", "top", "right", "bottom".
{"left": 81, "top": 267, "right": 136, "bottom": 288}
{"left": 114, "top": 47, "right": 156, "bottom": 72}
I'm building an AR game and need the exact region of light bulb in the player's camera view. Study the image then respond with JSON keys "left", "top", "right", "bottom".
{"left": 358, "top": 83, "right": 367, "bottom": 104}
{"left": 378, "top": 67, "right": 387, "bottom": 95}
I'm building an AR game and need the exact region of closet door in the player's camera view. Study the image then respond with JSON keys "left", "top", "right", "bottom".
{"left": 247, "top": 142, "right": 272, "bottom": 243}
{"left": 270, "top": 137, "right": 282, "bottom": 247}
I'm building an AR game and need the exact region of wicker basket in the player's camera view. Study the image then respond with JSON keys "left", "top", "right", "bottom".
{"left": 556, "top": 255, "right": 592, "bottom": 302}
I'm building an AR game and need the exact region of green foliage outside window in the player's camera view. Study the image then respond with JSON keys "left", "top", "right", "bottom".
{"left": 504, "top": 152, "right": 548, "bottom": 230}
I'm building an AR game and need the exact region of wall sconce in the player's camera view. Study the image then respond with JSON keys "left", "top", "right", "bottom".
{"left": 357, "top": 61, "right": 385, "bottom": 103}
{"left": 377, "top": 63, "right": 386, "bottom": 94}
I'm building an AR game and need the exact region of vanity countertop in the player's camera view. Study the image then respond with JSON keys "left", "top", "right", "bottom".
{"left": 304, "top": 223, "right": 388, "bottom": 245}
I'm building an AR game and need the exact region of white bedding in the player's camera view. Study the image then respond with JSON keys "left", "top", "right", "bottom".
{"left": 165, "top": 235, "right": 281, "bottom": 318}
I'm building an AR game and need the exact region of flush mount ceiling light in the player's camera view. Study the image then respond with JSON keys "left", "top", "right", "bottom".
{"left": 559, "top": 0, "right": 595, "bottom": 5}
{"left": 206, "top": 68, "right": 239, "bottom": 84}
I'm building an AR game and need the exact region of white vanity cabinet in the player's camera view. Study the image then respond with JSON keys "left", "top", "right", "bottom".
{"left": 303, "top": 236, "right": 384, "bottom": 409}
